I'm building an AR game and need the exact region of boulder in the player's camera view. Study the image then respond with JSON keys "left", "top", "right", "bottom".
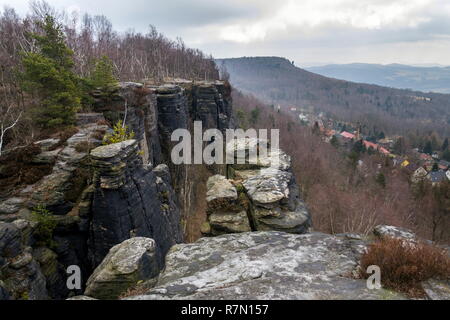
{"left": 422, "top": 279, "right": 450, "bottom": 300}
{"left": 206, "top": 175, "right": 238, "bottom": 210}
{"left": 85, "top": 237, "right": 159, "bottom": 300}
{"left": 127, "top": 232, "right": 404, "bottom": 300}
{"left": 242, "top": 169, "right": 291, "bottom": 206}
{"left": 373, "top": 225, "right": 417, "bottom": 241}
{"left": 0, "top": 198, "right": 25, "bottom": 215}
{"left": 209, "top": 211, "right": 251, "bottom": 235}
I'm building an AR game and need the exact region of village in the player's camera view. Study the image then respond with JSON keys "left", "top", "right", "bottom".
{"left": 287, "top": 106, "right": 450, "bottom": 186}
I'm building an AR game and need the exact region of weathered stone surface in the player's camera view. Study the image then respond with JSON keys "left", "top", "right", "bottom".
{"left": 89, "top": 139, "right": 182, "bottom": 268}
{"left": 85, "top": 237, "right": 159, "bottom": 299}
{"left": 0, "top": 222, "right": 49, "bottom": 300}
{"left": 34, "top": 138, "right": 60, "bottom": 151}
{"left": 0, "top": 198, "right": 25, "bottom": 215}
{"left": 242, "top": 169, "right": 292, "bottom": 206}
{"left": 127, "top": 232, "right": 404, "bottom": 300}
{"left": 209, "top": 211, "right": 251, "bottom": 235}
{"left": 30, "top": 124, "right": 106, "bottom": 215}
{"left": 67, "top": 295, "right": 97, "bottom": 300}
{"left": 422, "top": 279, "right": 450, "bottom": 300}
{"left": 207, "top": 138, "right": 311, "bottom": 235}
{"left": 0, "top": 281, "right": 9, "bottom": 300}
{"left": 31, "top": 149, "right": 61, "bottom": 165}
{"left": 373, "top": 225, "right": 417, "bottom": 241}
{"left": 226, "top": 138, "right": 290, "bottom": 171}
{"left": 206, "top": 175, "right": 238, "bottom": 208}
{"left": 0, "top": 222, "right": 22, "bottom": 258}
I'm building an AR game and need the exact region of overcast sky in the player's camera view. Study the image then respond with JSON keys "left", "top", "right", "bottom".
{"left": 2, "top": 0, "right": 450, "bottom": 67}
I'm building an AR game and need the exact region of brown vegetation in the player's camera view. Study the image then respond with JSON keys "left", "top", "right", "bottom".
{"left": 360, "top": 237, "right": 450, "bottom": 297}
{"left": 0, "top": 144, "right": 53, "bottom": 197}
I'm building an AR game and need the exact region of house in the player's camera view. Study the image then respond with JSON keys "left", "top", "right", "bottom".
{"left": 340, "top": 131, "right": 355, "bottom": 140}
{"left": 362, "top": 140, "right": 390, "bottom": 155}
{"left": 324, "top": 129, "right": 336, "bottom": 137}
{"left": 438, "top": 160, "right": 450, "bottom": 170}
{"left": 419, "top": 153, "right": 433, "bottom": 161}
{"left": 427, "top": 170, "right": 447, "bottom": 185}
{"left": 411, "top": 167, "right": 428, "bottom": 183}
{"left": 401, "top": 160, "right": 410, "bottom": 168}
{"left": 446, "top": 170, "right": 450, "bottom": 181}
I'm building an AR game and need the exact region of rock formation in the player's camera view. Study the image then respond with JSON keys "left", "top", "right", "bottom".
{"left": 126, "top": 231, "right": 402, "bottom": 300}
{"left": 0, "top": 80, "right": 233, "bottom": 300}
{"left": 85, "top": 237, "right": 159, "bottom": 299}
{"left": 88, "top": 140, "right": 182, "bottom": 268}
{"left": 202, "top": 138, "right": 311, "bottom": 236}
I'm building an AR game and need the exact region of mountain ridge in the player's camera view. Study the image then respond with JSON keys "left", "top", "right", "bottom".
{"left": 306, "top": 63, "right": 450, "bottom": 93}
{"left": 216, "top": 56, "right": 450, "bottom": 137}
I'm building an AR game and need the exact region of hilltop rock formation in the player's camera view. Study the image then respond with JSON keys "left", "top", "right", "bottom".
{"left": 0, "top": 80, "right": 233, "bottom": 300}
{"left": 202, "top": 138, "right": 311, "bottom": 236}
{"left": 88, "top": 140, "right": 182, "bottom": 268}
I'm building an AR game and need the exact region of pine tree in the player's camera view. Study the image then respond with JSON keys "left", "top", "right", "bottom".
{"left": 423, "top": 141, "right": 433, "bottom": 155}
{"left": 330, "top": 135, "right": 339, "bottom": 147}
{"left": 90, "top": 56, "right": 118, "bottom": 89}
{"left": 375, "top": 172, "right": 386, "bottom": 188}
{"left": 443, "top": 149, "right": 450, "bottom": 162}
{"left": 21, "top": 15, "right": 81, "bottom": 128}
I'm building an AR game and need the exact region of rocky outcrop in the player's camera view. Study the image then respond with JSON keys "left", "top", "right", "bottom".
{"left": 126, "top": 231, "right": 404, "bottom": 300}
{"left": 203, "top": 139, "right": 311, "bottom": 236}
{"left": 0, "top": 222, "right": 48, "bottom": 300}
{"left": 88, "top": 140, "right": 182, "bottom": 268}
{"left": 85, "top": 237, "right": 159, "bottom": 299}
{"left": 0, "top": 80, "right": 233, "bottom": 300}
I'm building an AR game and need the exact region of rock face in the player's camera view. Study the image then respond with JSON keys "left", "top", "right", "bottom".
{"left": 85, "top": 237, "right": 159, "bottom": 299}
{"left": 89, "top": 141, "right": 182, "bottom": 268}
{"left": 127, "top": 231, "right": 404, "bottom": 300}
{"left": 0, "top": 80, "right": 234, "bottom": 300}
{"left": 203, "top": 139, "right": 311, "bottom": 236}
{"left": 0, "top": 222, "right": 48, "bottom": 300}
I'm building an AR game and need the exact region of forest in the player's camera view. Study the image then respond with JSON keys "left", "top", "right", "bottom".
{"left": 218, "top": 57, "right": 450, "bottom": 142}
{"left": 232, "top": 89, "right": 450, "bottom": 243}
{"left": 0, "top": 1, "right": 219, "bottom": 153}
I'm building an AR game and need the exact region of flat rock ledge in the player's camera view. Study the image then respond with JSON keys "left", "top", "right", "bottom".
{"left": 126, "top": 232, "right": 405, "bottom": 300}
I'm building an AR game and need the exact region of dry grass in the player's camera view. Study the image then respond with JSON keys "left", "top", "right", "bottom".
{"left": 360, "top": 237, "right": 450, "bottom": 297}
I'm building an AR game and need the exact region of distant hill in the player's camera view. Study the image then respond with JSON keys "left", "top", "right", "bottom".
{"left": 305, "top": 63, "right": 450, "bottom": 94}
{"left": 216, "top": 57, "right": 450, "bottom": 137}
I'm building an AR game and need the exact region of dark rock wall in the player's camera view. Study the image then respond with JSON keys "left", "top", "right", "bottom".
{"left": 0, "top": 80, "right": 234, "bottom": 299}
{"left": 88, "top": 140, "right": 182, "bottom": 268}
